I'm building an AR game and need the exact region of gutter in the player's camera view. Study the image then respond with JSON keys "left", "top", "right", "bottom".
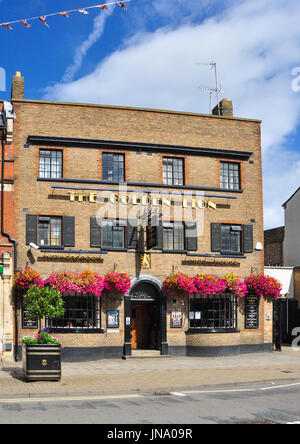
{"left": 1, "top": 110, "right": 19, "bottom": 361}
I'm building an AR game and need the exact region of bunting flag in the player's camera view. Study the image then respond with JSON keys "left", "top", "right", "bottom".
{"left": 20, "top": 20, "right": 31, "bottom": 28}
{"left": 0, "top": 0, "right": 139, "bottom": 31}
{"left": 1, "top": 23, "right": 13, "bottom": 31}
{"left": 39, "top": 16, "right": 50, "bottom": 28}
{"left": 58, "top": 12, "right": 70, "bottom": 18}
{"left": 117, "top": 2, "right": 128, "bottom": 9}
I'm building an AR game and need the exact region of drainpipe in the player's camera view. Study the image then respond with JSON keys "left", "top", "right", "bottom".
{"left": 1, "top": 110, "right": 18, "bottom": 361}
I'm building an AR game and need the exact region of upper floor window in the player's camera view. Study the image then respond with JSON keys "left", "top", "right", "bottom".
{"left": 221, "top": 224, "right": 242, "bottom": 254}
{"left": 220, "top": 162, "right": 240, "bottom": 190}
{"left": 163, "top": 222, "right": 185, "bottom": 251}
{"left": 39, "top": 150, "right": 63, "bottom": 179}
{"left": 163, "top": 157, "right": 184, "bottom": 186}
{"left": 102, "top": 153, "right": 125, "bottom": 183}
{"left": 38, "top": 216, "right": 62, "bottom": 247}
{"left": 102, "top": 220, "right": 126, "bottom": 249}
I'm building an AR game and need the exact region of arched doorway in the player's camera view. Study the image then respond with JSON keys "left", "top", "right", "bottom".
{"left": 123, "top": 276, "right": 168, "bottom": 356}
{"left": 130, "top": 281, "right": 160, "bottom": 350}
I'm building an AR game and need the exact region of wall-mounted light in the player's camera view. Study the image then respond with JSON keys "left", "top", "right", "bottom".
{"left": 255, "top": 242, "right": 263, "bottom": 251}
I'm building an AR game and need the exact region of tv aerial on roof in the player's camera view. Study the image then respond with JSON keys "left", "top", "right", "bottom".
{"left": 196, "top": 61, "right": 223, "bottom": 115}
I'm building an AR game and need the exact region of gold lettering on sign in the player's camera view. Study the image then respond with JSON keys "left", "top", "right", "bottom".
{"left": 40, "top": 254, "right": 103, "bottom": 263}
{"left": 182, "top": 258, "right": 240, "bottom": 266}
{"left": 66, "top": 191, "right": 218, "bottom": 210}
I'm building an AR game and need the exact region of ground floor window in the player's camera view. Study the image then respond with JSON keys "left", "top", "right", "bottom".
{"left": 189, "top": 293, "right": 237, "bottom": 330}
{"left": 46, "top": 293, "right": 101, "bottom": 332}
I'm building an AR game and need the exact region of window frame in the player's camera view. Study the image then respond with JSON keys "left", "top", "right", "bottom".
{"left": 162, "top": 221, "right": 185, "bottom": 252}
{"left": 102, "top": 152, "right": 125, "bottom": 183}
{"left": 38, "top": 215, "right": 63, "bottom": 248}
{"left": 101, "top": 219, "right": 127, "bottom": 251}
{"left": 46, "top": 293, "right": 102, "bottom": 333}
{"left": 188, "top": 293, "right": 238, "bottom": 332}
{"left": 220, "top": 224, "right": 243, "bottom": 255}
{"left": 163, "top": 157, "right": 185, "bottom": 186}
{"left": 220, "top": 161, "right": 241, "bottom": 191}
{"left": 39, "top": 149, "right": 63, "bottom": 179}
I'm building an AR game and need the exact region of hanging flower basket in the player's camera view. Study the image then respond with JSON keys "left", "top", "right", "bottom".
{"left": 163, "top": 272, "right": 195, "bottom": 297}
{"left": 43, "top": 271, "right": 104, "bottom": 297}
{"left": 14, "top": 265, "right": 43, "bottom": 291}
{"left": 245, "top": 273, "right": 282, "bottom": 299}
{"left": 223, "top": 273, "right": 248, "bottom": 298}
{"left": 193, "top": 273, "right": 227, "bottom": 296}
{"left": 103, "top": 271, "right": 131, "bottom": 296}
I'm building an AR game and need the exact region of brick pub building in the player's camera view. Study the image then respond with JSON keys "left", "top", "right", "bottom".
{"left": 1, "top": 72, "right": 272, "bottom": 361}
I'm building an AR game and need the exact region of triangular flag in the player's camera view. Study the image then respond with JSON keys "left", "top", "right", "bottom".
{"left": 1, "top": 23, "right": 13, "bottom": 30}
{"left": 97, "top": 5, "right": 109, "bottom": 11}
{"left": 77, "top": 9, "right": 89, "bottom": 15}
{"left": 58, "top": 12, "right": 70, "bottom": 18}
{"left": 39, "top": 16, "right": 50, "bottom": 28}
{"left": 20, "top": 20, "right": 31, "bottom": 28}
{"left": 117, "top": 2, "right": 128, "bottom": 10}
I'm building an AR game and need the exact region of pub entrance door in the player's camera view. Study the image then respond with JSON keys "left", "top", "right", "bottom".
{"left": 130, "top": 282, "right": 161, "bottom": 351}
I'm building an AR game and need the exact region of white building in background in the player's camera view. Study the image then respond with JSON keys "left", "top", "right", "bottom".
{"left": 264, "top": 266, "right": 294, "bottom": 299}
{"left": 282, "top": 187, "right": 300, "bottom": 267}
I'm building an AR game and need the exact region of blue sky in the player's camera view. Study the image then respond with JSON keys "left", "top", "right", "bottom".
{"left": 1, "top": 0, "right": 300, "bottom": 229}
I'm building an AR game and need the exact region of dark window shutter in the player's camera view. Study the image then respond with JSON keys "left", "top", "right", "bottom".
{"left": 63, "top": 216, "right": 75, "bottom": 247}
{"left": 186, "top": 222, "right": 198, "bottom": 251}
{"left": 244, "top": 224, "right": 254, "bottom": 253}
{"left": 127, "top": 220, "right": 138, "bottom": 249}
{"left": 26, "top": 214, "right": 37, "bottom": 245}
{"left": 156, "top": 217, "right": 163, "bottom": 250}
{"left": 211, "top": 223, "right": 221, "bottom": 252}
{"left": 90, "top": 216, "right": 101, "bottom": 248}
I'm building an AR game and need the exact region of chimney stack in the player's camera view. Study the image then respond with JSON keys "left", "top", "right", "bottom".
{"left": 11, "top": 71, "right": 24, "bottom": 100}
{"left": 212, "top": 98, "right": 233, "bottom": 117}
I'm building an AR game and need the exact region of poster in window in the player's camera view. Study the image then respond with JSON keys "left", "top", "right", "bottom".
{"left": 171, "top": 310, "right": 183, "bottom": 328}
{"left": 107, "top": 310, "right": 120, "bottom": 328}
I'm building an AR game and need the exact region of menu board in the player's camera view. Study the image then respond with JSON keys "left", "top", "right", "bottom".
{"left": 22, "top": 306, "right": 38, "bottom": 329}
{"left": 245, "top": 295, "right": 259, "bottom": 329}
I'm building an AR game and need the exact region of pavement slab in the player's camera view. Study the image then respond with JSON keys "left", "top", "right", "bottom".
{"left": 1, "top": 347, "right": 300, "bottom": 397}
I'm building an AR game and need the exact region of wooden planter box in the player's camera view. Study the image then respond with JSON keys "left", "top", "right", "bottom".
{"left": 23, "top": 344, "right": 62, "bottom": 382}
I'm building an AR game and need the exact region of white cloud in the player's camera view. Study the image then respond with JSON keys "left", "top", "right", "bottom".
{"left": 62, "top": 6, "right": 114, "bottom": 82}
{"left": 44, "top": 0, "right": 300, "bottom": 229}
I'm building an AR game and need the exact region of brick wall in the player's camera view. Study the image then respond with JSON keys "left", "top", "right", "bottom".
{"left": 10, "top": 98, "right": 267, "bottom": 351}
{"left": 264, "top": 226, "right": 284, "bottom": 266}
